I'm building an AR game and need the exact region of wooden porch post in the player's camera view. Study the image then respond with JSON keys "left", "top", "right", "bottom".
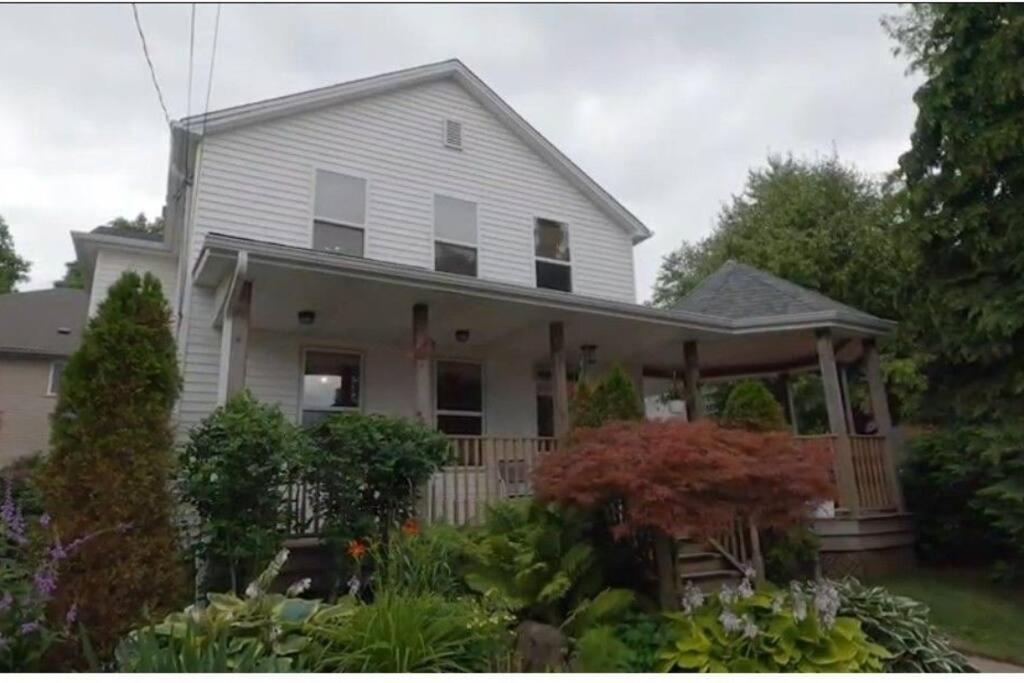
{"left": 839, "top": 365, "right": 857, "bottom": 434}
{"left": 864, "top": 338, "right": 905, "bottom": 511}
{"left": 217, "top": 280, "right": 251, "bottom": 405}
{"left": 549, "top": 322, "right": 570, "bottom": 439}
{"left": 413, "top": 303, "right": 433, "bottom": 426}
{"left": 682, "top": 340, "right": 704, "bottom": 420}
{"left": 816, "top": 329, "right": 860, "bottom": 515}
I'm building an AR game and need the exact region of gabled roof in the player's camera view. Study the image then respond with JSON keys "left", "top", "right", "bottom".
{"left": 0, "top": 288, "right": 88, "bottom": 357}
{"left": 673, "top": 261, "right": 894, "bottom": 332}
{"left": 173, "top": 59, "right": 652, "bottom": 245}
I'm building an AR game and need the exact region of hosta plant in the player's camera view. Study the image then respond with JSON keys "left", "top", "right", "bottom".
{"left": 827, "top": 578, "right": 973, "bottom": 673}
{"left": 659, "top": 579, "right": 890, "bottom": 673}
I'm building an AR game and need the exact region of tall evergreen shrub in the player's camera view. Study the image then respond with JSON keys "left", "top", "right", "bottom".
{"left": 720, "top": 380, "right": 786, "bottom": 432}
{"left": 41, "top": 272, "right": 185, "bottom": 656}
{"left": 570, "top": 365, "right": 643, "bottom": 429}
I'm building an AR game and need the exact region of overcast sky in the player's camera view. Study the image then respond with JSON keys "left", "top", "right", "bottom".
{"left": 0, "top": 3, "right": 920, "bottom": 300}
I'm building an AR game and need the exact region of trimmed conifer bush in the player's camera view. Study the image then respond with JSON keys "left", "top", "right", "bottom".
{"left": 570, "top": 365, "right": 643, "bottom": 428}
{"left": 40, "top": 272, "right": 185, "bottom": 657}
{"left": 720, "top": 379, "right": 786, "bottom": 432}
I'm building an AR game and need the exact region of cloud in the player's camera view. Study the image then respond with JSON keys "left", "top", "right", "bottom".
{"left": 0, "top": 4, "right": 920, "bottom": 296}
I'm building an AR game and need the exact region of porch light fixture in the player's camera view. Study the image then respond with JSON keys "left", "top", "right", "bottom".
{"left": 298, "top": 310, "right": 316, "bottom": 326}
{"left": 455, "top": 329, "right": 470, "bottom": 343}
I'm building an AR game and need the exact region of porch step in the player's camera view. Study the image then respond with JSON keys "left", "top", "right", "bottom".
{"left": 676, "top": 551, "right": 732, "bottom": 574}
{"left": 679, "top": 569, "right": 744, "bottom": 592}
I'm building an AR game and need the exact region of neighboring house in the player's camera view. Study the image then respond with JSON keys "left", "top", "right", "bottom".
{"left": 72, "top": 59, "right": 909, "bottom": 574}
{"left": 0, "top": 288, "right": 87, "bottom": 466}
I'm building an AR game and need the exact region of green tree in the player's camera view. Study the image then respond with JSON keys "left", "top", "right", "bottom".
{"left": 0, "top": 214, "right": 30, "bottom": 293}
{"left": 40, "top": 271, "right": 185, "bottom": 657}
{"left": 650, "top": 153, "right": 925, "bottom": 419}
{"left": 56, "top": 213, "right": 164, "bottom": 289}
{"left": 720, "top": 380, "right": 787, "bottom": 432}
{"left": 570, "top": 365, "right": 643, "bottom": 429}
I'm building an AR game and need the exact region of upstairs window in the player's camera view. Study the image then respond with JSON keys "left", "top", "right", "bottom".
{"left": 434, "top": 195, "right": 478, "bottom": 277}
{"left": 435, "top": 360, "right": 483, "bottom": 435}
{"left": 534, "top": 218, "right": 571, "bottom": 292}
{"left": 301, "top": 350, "right": 361, "bottom": 426}
{"left": 313, "top": 170, "right": 366, "bottom": 257}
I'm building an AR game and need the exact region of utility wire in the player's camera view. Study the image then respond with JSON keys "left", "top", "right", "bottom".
{"left": 181, "top": 3, "right": 197, "bottom": 195}
{"left": 130, "top": 3, "right": 171, "bottom": 126}
{"left": 200, "top": 3, "right": 222, "bottom": 138}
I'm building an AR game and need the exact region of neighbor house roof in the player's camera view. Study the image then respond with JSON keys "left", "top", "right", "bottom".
{"left": 172, "top": 58, "right": 652, "bottom": 245}
{"left": 0, "top": 288, "right": 88, "bottom": 357}
{"left": 673, "top": 261, "right": 894, "bottom": 332}
{"left": 89, "top": 225, "right": 164, "bottom": 243}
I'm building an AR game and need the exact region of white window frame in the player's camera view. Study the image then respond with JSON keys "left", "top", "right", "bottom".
{"left": 432, "top": 193, "right": 479, "bottom": 277}
{"left": 298, "top": 346, "right": 365, "bottom": 424}
{"left": 533, "top": 217, "right": 573, "bottom": 292}
{"left": 309, "top": 166, "right": 370, "bottom": 255}
{"left": 434, "top": 358, "right": 485, "bottom": 435}
{"left": 47, "top": 360, "right": 65, "bottom": 397}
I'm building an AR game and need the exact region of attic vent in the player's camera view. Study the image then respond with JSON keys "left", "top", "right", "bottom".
{"left": 56, "top": 327, "right": 71, "bottom": 335}
{"left": 443, "top": 118, "right": 463, "bottom": 150}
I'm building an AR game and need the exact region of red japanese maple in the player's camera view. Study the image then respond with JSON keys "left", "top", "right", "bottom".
{"left": 533, "top": 419, "right": 834, "bottom": 540}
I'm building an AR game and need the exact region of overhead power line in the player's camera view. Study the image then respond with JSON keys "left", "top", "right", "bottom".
{"left": 200, "top": 4, "right": 222, "bottom": 138}
{"left": 130, "top": 3, "right": 171, "bottom": 126}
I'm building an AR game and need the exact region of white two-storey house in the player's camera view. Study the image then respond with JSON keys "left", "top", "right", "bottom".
{"left": 71, "top": 59, "right": 904, "bottom": 534}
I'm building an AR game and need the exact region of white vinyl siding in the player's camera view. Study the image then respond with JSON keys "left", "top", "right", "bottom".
{"left": 88, "top": 248, "right": 178, "bottom": 319}
{"left": 186, "top": 79, "right": 635, "bottom": 300}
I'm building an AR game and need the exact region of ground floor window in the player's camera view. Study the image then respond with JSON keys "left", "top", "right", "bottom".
{"left": 301, "top": 350, "right": 362, "bottom": 426}
{"left": 47, "top": 360, "right": 65, "bottom": 396}
{"left": 435, "top": 360, "right": 483, "bottom": 435}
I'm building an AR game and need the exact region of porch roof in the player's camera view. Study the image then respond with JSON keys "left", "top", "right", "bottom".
{"left": 194, "top": 233, "right": 895, "bottom": 339}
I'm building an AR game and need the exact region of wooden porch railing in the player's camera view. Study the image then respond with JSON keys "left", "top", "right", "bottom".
{"left": 797, "top": 434, "right": 902, "bottom": 514}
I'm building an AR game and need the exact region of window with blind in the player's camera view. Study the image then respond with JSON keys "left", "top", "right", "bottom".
{"left": 434, "top": 195, "right": 478, "bottom": 277}
{"left": 534, "top": 218, "right": 571, "bottom": 292}
{"left": 313, "top": 170, "right": 366, "bottom": 257}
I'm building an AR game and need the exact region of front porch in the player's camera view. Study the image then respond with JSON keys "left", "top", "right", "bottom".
{"left": 193, "top": 234, "right": 910, "bottom": 576}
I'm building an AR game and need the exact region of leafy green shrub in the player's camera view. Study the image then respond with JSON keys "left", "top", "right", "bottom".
{"left": 902, "top": 426, "right": 1016, "bottom": 570}
{"left": 763, "top": 526, "right": 820, "bottom": 582}
{"left": 659, "top": 580, "right": 889, "bottom": 672}
{"left": 306, "top": 590, "right": 513, "bottom": 672}
{"left": 0, "top": 453, "right": 45, "bottom": 519}
{"left": 462, "top": 499, "right": 604, "bottom": 624}
{"left": 116, "top": 549, "right": 334, "bottom": 672}
{"left": 570, "top": 365, "right": 643, "bottom": 429}
{"left": 571, "top": 625, "right": 633, "bottom": 672}
{"left": 828, "top": 578, "right": 973, "bottom": 673}
{"left": 720, "top": 379, "right": 786, "bottom": 432}
{"left": 371, "top": 523, "right": 470, "bottom": 598}
{"left": 180, "top": 390, "right": 307, "bottom": 592}
{"left": 40, "top": 271, "right": 185, "bottom": 658}
{"left": 612, "top": 610, "right": 675, "bottom": 672}
{"left": 303, "top": 413, "right": 450, "bottom": 585}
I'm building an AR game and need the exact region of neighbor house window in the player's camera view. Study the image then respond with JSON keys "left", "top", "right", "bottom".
{"left": 435, "top": 360, "right": 483, "bottom": 435}
{"left": 434, "top": 195, "right": 477, "bottom": 277}
{"left": 47, "top": 360, "right": 65, "bottom": 396}
{"left": 313, "top": 169, "right": 366, "bottom": 257}
{"left": 301, "top": 350, "right": 362, "bottom": 426}
{"left": 534, "top": 218, "right": 571, "bottom": 292}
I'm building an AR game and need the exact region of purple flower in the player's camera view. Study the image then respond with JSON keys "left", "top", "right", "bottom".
{"left": 65, "top": 603, "right": 78, "bottom": 627}
{"left": 50, "top": 537, "right": 67, "bottom": 562}
{"left": 1, "top": 478, "right": 27, "bottom": 544}
{"left": 33, "top": 565, "right": 58, "bottom": 600}
{"left": 19, "top": 621, "right": 41, "bottom": 635}
{"left": 39, "top": 513, "right": 51, "bottom": 528}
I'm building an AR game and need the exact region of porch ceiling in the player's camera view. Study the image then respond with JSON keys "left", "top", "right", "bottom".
{"left": 196, "top": 235, "right": 878, "bottom": 377}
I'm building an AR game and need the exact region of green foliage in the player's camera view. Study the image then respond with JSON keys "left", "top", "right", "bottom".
{"left": 659, "top": 581, "right": 889, "bottom": 673}
{"left": 303, "top": 413, "right": 451, "bottom": 581}
{"left": 720, "top": 380, "right": 787, "bottom": 432}
{"left": 571, "top": 625, "right": 632, "bottom": 672}
{"left": 649, "top": 153, "right": 923, "bottom": 417}
{"left": 40, "top": 271, "right": 185, "bottom": 658}
{"left": 1, "top": 453, "right": 46, "bottom": 519}
{"left": 306, "top": 590, "right": 514, "bottom": 673}
{"left": 0, "top": 214, "right": 30, "bottom": 294}
{"left": 828, "top": 578, "right": 972, "bottom": 673}
{"left": 763, "top": 526, "right": 821, "bottom": 583}
{"left": 462, "top": 499, "right": 605, "bottom": 625}
{"left": 903, "top": 425, "right": 1024, "bottom": 572}
{"left": 117, "top": 549, "right": 331, "bottom": 672}
{"left": 886, "top": 5, "right": 1024, "bottom": 426}
{"left": 180, "top": 390, "right": 307, "bottom": 592}
{"left": 610, "top": 610, "right": 675, "bottom": 672}
{"left": 56, "top": 214, "right": 163, "bottom": 289}
{"left": 371, "top": 524, "right": 470, "bottom": 598}
{"left": 570, "top": 365, "right": 642, "bottom": 429}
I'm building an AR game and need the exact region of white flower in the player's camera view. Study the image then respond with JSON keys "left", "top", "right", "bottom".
{"left": 244, "top": 581, "right": 259, "bottom": 599}
{"left": 813, "top": 581, "right": 840, "bottom": 630}
{"left": 741, "top": 614, "right": 760, "bottom": 640}
{"left": 347, "top": 574, "right": 361, "bottom": 597}
{"left": 742, "top": 564, "right": 756, "bottom": 581}
{"left": 718, "top": 584, "right": 737, "bottom": 606}
{"left": 737, "top": 578, "right": 754, "bottom": 599}
{"left": 286, "top": 578, "right": 312, "bottom": 597}
{"left": 771, "top": 593, "right": 785, "bottom": 615}
{"left": 681, "top": 582, "right": 705, "bottom": 614}
{"left": 209, "top": 472, "right": 219, "bottom": 483}
{"left": 718, "top": 609, "right": 743, "bottom": 633}
{"left": 372, "top": 490, "right": 380, "bottom": 499}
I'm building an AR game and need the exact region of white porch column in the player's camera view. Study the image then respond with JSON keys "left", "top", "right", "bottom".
{"left": 816, "top": 329, "right": 859, "bottom": 515}
{"left": 216, "top": 280, "right": 251, "bottom": 405}
{"left": 549, "top": 322, "right": 570, "bottom": 439}
{"left": 413, "top": 303, "right": 433, "bottom": 426}
{"left": 682, "top": 340, "right": 704, "bottom": 420}
{"left": 781, "top": 373, "right": 799, "bottom": 435}
{"left": 839, "top": 365, "right": 857, "bottom": 434}
{"left": 863, "top": 338, "right": 905, "bottom": 511}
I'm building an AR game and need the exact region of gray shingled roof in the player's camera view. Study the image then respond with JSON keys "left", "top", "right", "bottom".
{"left": 0, "top": 288, "right": 88, "bottom": 356}
{"left": 673, "top": 261, "right": 887, "bottom": 325}
{"left": 90, "top": 225, "right": 164, "bottom": 242}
